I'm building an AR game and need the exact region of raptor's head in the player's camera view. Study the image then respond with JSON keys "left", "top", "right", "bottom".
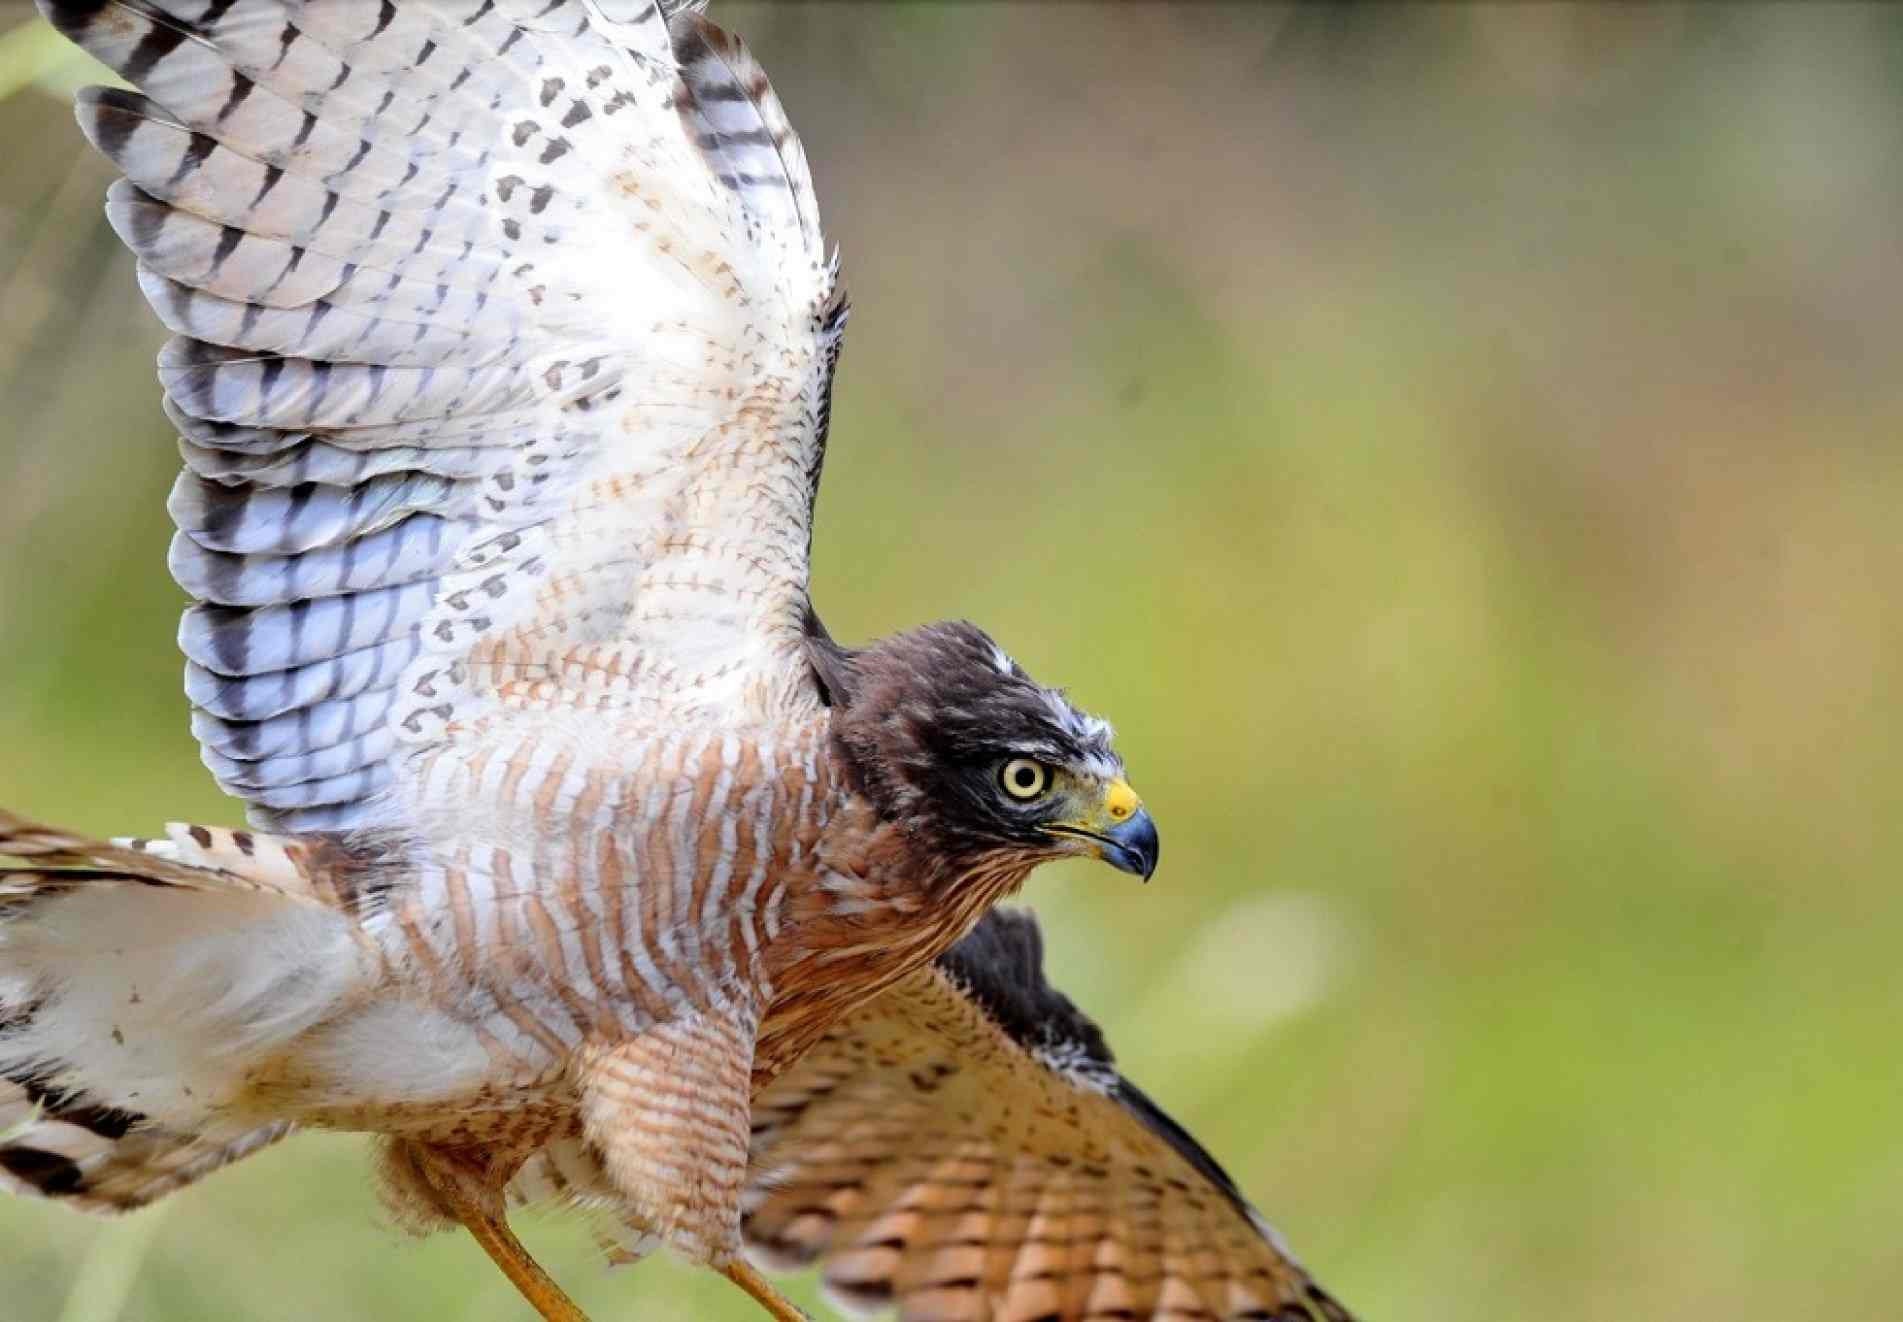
{"left": 810, "top": 618, "right": 1159, "bottom": 883}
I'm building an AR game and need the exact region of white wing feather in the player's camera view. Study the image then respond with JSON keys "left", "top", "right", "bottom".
{"left": 41, "top": 0, "right": 845, "bottom": 832}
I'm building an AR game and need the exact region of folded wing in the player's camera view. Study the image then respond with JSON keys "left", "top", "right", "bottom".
{"left": 44, "top": 0, "right": 847, "bottom": 832}
{"left": 742, "top": 909, "right": 1359, "bottom": 1322}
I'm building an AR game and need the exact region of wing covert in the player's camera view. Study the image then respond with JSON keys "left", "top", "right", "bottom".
{"left": 43, "top": 0, "right": 846, "bottom": 832}
{"left": 741, "top": 909, "right": 1358, "bottom": 1322}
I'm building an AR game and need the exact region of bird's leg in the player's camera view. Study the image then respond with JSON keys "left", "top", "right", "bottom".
{"left": 419, "top": 1151, "right": 590, "bottom": 1322}
{"left": 720, "top": 1257, "right": 811, "bottom": 1321}
{"left": 575, "top": 1010, "right": 786, "bottom": 1315}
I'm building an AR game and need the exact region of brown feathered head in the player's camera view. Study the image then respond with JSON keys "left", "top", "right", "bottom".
{"left": 808, "top": 616, "right": 1158, "bottom": 881}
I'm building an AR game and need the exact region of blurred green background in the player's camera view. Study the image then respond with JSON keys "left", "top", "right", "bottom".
{"left": 2, "top": 3, "right": 1900, "bottom": 1319}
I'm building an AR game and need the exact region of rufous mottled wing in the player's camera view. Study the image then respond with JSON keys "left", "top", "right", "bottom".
{"left": 741, "top": 908, "right": 1358, "bottom": 1322}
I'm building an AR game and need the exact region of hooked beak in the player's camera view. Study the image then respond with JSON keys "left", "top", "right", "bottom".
{"left": 1042, "top": 777, "right": 1161, "bottom": 881}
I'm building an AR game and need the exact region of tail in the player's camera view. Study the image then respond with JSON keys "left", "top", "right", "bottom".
{"left": 0, "top": 810, "right": 373, "bottom": 1212}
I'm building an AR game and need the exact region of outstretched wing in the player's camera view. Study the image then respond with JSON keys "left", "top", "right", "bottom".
{"left": 43, "top": 0, "right": 846, "bottom": 832}
{"left": 742, "top": 909, "right": 1358, "bottom": 1322}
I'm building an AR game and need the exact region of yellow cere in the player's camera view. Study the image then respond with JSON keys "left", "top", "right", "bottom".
{"left": 1104, "top": 778, "right": 1141, "bottom": 822}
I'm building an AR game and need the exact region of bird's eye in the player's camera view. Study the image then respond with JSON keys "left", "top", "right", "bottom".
{"left": 999, "top": 758, "right": 1050, "bottom": 800}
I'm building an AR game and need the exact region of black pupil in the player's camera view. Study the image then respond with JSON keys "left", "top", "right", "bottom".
{"left": 1012, "top": 765, "right": 1037, "bottom": 791}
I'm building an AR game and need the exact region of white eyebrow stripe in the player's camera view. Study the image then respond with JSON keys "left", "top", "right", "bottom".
{"left": 1037, "top": 688, "right": 1114, "bottom": 745}
{"left": 1077, "top": 753, "right": 1125, "bottom": 782}
{"left": 1006, "top": 740, "right": 1072, "bottom": 762}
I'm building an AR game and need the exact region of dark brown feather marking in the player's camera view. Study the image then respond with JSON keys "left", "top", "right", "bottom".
{"left": 0, "top": 1147, "right": 85, "bottom": 1197}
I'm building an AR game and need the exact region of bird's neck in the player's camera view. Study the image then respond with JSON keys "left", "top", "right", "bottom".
{"left": 752, "top": 803, "right": 1033, "bottom": 1087}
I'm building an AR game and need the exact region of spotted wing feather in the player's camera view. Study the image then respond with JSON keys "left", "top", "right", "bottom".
{"left": 740, "top": 909, "right": 1357, "bottom": 1322}
{"left": 40, "top": 0, "right": 845, "bottom": 833}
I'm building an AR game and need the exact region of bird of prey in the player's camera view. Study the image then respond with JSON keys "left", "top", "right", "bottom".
{"left": 0, "top": 2, "right": 1354, "bottom": 1320}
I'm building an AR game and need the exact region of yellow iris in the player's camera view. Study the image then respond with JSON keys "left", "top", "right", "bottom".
{"left": 1000, "top": 758, "right": 1049, "bottom": 799}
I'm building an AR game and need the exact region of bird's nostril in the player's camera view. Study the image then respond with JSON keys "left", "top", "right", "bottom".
{"left": 1103, "top": 778, "right": 1141, "bottom": 823}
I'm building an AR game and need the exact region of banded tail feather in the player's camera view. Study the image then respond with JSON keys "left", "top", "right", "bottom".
{"left": 0, "top": 810, "right": 367, "bottom": 1212}
{"left": 0, "top": 1074, "right": 290, "bottom": 1214}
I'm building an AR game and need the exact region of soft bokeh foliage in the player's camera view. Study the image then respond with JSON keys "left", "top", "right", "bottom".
{"left": 2, "top": 4, "right": 1899, "bottom": 1320}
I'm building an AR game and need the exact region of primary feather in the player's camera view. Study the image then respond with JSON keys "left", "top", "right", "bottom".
{"left": 45, "top": 0, "right": 844, "bottom": 833}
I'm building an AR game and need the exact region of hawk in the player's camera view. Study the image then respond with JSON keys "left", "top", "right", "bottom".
{"left": 0, "top": 2, "right": 1353, "bottom": 1320}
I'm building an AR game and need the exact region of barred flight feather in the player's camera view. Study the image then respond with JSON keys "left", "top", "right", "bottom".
{"left": 43, "top": 0, "right": 843, "bottom": 831}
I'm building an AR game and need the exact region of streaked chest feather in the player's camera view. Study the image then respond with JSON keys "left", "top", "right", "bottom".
{"left": 381, "top": 718, "right": 830, "bottom": 1039}
{"left": 364, "top": 715, "right": 1019, "bottom": 1081}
